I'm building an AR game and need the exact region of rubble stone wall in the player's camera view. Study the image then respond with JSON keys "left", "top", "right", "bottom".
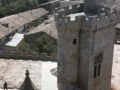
{"left": 0, "top": 51, "right": 57, "bottom": 61}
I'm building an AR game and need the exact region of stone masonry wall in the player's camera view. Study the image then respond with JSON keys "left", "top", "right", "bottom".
{"left": 0, "top": 51, "right": 57, "bottom": 61}
{"left": 79, "top": 9, "right": 120, "bottom": 90}
{"left": 57, "top": 30, "right": 80, "bottom": 90}
{"left": 87, "top": 23, "right": 116, "bottom": 90}
{"left": 60, "top": 1, "right": 82, "bottom": 8}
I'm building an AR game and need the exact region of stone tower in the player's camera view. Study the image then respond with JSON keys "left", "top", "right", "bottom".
{"left": 54, "top": 0, "right": 120, "bottom": 90}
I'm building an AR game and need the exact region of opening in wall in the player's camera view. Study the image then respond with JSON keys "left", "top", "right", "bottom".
{"left": 94, "top": 53, "right": 103, "bottom": 78}
{"left": 94, "top": 66, "right": 97, "bottom": 78}
{"left": 73, "top": 39, "right": 77, "bottom": 45}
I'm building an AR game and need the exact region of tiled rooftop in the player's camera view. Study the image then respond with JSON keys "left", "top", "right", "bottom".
{"left": 26, "top": 16, "right": 58, "bottom": 39}
{"left": 0, "top": 15, "right": 28, "bottom": 31}
{"left": 0, "top": 24, "right": 9, "bottom": 39}
{"left": 18, "top": 8, "right": 49, "bottom": 22}
{"left": 0, "top": 8, "right": 49, "bottom": 40}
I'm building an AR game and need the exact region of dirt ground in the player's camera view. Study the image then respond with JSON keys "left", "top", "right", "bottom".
{"left": 0, "top": 60, "right": 41, "bottom": 90}
{"left": 111, "top": 44, "right": 120, "bottom": 90}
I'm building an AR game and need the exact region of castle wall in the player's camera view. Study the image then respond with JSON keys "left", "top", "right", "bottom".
{"left": 84, "top": 0, "right": 108, "bottom": 13}
{"left": 0, "top": 51, "right": 57, "bottom": 61}
{"left": 78, "top": 29, "right": 93, "bottom": 90}
{"left": 57, "top": 30, "right": 80, "bottom": 90}
{"left": 86, "top": 25, "right": 116, "bottom": 90}
{"left": 79, "top": 10, "right": 119, "bottom": 90}
{"left": 55, "top": 3, "right": 86, "bottom": 90}
{"left": 60, "top": 1, "right": 82, "bottom": 8}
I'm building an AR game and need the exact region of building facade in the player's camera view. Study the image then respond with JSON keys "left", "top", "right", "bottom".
{"left": 54, "top": 0, "right": 120, "bottom": 90}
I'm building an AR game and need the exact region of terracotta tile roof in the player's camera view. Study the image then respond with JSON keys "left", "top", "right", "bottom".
{"left": 26, "top": 16, "right": 58, "bottom": 39}
{"left": 0, "top": 24, "right": 9, "bottom": 39}
{"left": 18, "top": 8, "right": 49, "bottom": 22}
{"left": 0, "top": 15, "right": 28, "bottom": 31}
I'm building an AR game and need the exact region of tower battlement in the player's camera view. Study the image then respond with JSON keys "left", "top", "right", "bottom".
{"left": 84, "top": 9, "right": 120, "bottom": 29}
{"left": 54, "top": 13, "right": 85, "bottom": 31}
{"left": 54, "top": 3, "right": 84, "bottom": 31}
{"left": 55, "top": 3, "right": 84, "bottom": 16}
{"left": 54, "top": 3, "right": 120, "bottom": 31}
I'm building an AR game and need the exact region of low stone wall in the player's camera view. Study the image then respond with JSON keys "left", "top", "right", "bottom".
{"left": 0, "top": 51, "right": 57, "bottom": 61}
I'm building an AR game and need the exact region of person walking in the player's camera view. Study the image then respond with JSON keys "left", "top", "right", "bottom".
{"left": 4, "top": 81, "right": 8, "bottom": 90}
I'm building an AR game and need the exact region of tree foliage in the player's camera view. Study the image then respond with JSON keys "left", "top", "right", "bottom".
{"left": 19, "top": 34, "right": 57, "bottom": 54}
{"left": 0, "top": 0, "right": 49, "bottom": 17}
{"left": 36, "top": 34, "right": 57, "bottom": 54}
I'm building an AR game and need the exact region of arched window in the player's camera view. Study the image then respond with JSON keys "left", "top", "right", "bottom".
{"left": 94, "top": 53, "right": 103, "bottom": 78}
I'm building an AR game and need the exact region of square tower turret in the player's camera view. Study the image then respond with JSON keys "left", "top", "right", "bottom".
{"left": 54, "top": 1, "right": 120, "bottom": 90}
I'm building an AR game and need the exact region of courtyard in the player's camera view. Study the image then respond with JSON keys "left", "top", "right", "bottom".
{"left": 0, "top": 60, "right": 41, "bottom": 90}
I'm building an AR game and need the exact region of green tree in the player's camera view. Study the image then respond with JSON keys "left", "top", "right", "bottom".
{"left": 19, "top": 34, "right": 57, "bottom": 54}
{"left": 6, "top": 0, "right": 9, "bottom": 5}
{"left": 0, "top": 0, "right": 40, "bottom": 17}
{"left": 36, "top": 34, "right": 57, "bottom": 54}
{"left": 1, "top": 0, "right": 6, "bottom": 6}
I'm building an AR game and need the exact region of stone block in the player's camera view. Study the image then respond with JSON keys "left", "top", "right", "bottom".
{"left": 41, "top": 53, "right": 48, "bottom": 60}
{"left": 51, "top": 53, "right": 57, "bottom": 60}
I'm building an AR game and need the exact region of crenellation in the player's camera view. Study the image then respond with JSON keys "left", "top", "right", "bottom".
{"left": 55, "top": 3, "right": 84, "bottom": 15}
{"left": 63, "top": 6, "right": 70, "bottom": 14}
{"left": 97, "top": 5, "right": 111, "bottom": 14}
{"left": 107, "top": 11, "right": 114, "bottom": 19}
{"left": 99, "top": 13, "right": 106, "bottom": 20}
{"left": 55, "top": 13, "right": 85, "bottom": 32}
{"left": 57, "top": 10, "right": 65, "bottom": 16}
{"left": 114, "top": 10, "right": 120, "bottom": 21}
{"left": 84, "top": 10, "right": 120, "bottom": 29}
{"left": 72, "top": 4, "right": 78, "bottom": 10}
{"left": 54, "top": 3, "right": 85, "bottom": 31}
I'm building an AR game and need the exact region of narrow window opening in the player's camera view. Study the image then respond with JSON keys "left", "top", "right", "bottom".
{"left": 98, "top": 64, "right": 101, "bottom": 76}
{"left": 73, "top": 39, "right": 77, "bottom": 45}
{"left": 94, "top": 53, "right": 103, "bottom": 78}
{"left": 94, "top": 66, "right": 97, "bottom": 78}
